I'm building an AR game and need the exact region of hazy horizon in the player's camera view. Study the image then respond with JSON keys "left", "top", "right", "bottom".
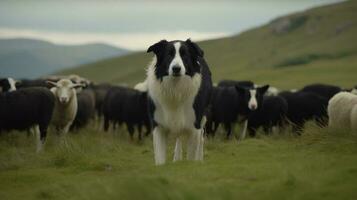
{"left": 0, "top": 0, "right": 342, "bottom": 50}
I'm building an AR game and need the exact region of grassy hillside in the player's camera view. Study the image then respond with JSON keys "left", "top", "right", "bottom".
{"left": 0, "top": 38, "right": 129, "bottom": 79}
{"left": 62, "top": 0, "right": 357, "bottom": 89}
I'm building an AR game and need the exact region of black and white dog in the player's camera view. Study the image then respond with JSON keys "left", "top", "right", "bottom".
{"left": 146, "top": 39, "right": 212, "bottom": 165}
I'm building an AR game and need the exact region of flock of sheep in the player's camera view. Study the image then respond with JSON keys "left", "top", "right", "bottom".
{"left": 0, "top": 75, "right": 357, "bottom": 152}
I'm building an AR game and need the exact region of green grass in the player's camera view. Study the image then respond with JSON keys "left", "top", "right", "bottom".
{"left": 1, "top": 126, "right": 357, "bottom": 200}
{"left": 3, "top": 1, "right": 357, "bottom": 199}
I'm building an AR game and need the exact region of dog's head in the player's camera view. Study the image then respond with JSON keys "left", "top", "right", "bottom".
{"left": 147, "top": 39, "right": 204, "bottom": 80}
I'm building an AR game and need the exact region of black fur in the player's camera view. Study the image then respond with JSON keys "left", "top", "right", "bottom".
{"left": 90, "top": 83, "right": 112, "bottom": 120}
{"left": 0, "top": 78, "right": 12, "bottom": 92}
{"left": 103, "top": 86, "right": 151, "bottom": 140}
{"left": 71, "top": 88, "right": 96, "bottom": 130}
{"left": 248, "top": 96, "right": 288, "bottom": 136}
{"left": 206, "top": 85, "right": 269, "bottom": 138}
{"left": 0, "top": 87, "right": 55, "bottom": 144}
{"left": 16, "top": 79, "right": 50, "bottom": 89}
{"left": 279, "top": 91, "right": 329, "bottom": 133}
{"left": 217, "top": 80, "right": 254, "bottom": 88}
{"left": 300, "top": 83, "right": 341, "bottom": 100}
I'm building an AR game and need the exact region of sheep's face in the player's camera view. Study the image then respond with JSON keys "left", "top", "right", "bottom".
{"left": 56, "top": 85, "right": 74, "bottom": 104}
{"left": 235, "top": 85, "right": 270, "bottom": 111}
{"left": 48, "top": 79, "right": 83, "bottom": 104}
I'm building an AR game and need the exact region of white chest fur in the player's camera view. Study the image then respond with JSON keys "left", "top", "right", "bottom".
{"left": 147, "top": 59, "right": 202, "bottom": 134}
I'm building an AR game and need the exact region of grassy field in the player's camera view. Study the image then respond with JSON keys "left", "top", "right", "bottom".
{"left": 1, "top": 125, "right": 357, "bottom": 200}
{"left": 2, "top": 1, "right": 357, "bottom": 200}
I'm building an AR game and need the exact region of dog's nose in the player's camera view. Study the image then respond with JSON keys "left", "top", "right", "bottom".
{"left": 172, "top": 66, "right": 181, "bottom": 74}
{"left": 250, "top": 104, "right": 257, "bottom": 110}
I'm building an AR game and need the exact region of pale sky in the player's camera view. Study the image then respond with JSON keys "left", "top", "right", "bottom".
{"left": 0, "top": 0, "right": 342, "bottom": 50}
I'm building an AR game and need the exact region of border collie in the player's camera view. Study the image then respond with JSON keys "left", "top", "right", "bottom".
{"left": 146, "top": 39, "right": 212, "bottom": 165}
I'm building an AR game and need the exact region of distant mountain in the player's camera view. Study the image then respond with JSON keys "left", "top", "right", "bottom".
{"left": 0, "top": 38, "right": 129, "bottom": 78}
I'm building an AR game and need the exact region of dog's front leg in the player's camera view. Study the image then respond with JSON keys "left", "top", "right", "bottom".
{"left": 153, "top": 126, "right": 167, "bottom": 165}
{"left": 173, "top": 136, "right": 183, "bottom": 162}
{"left": 187, "top": 129, "right": 204, "bottom": 161}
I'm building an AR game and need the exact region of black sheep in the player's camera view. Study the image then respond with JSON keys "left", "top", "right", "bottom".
{"left": 206, "top": 85, "right": 269, "bottom": 139}
{"left": 300, "top": 83, "right": 341, "bottom": 100}
{"left": 15, "top": 79, "right": 50, "bottom": 89}
{"left": 0, "top": 87, "right": 55, "bottom": 151}
{"left": 247, "top": 96, "right": 288, "bottom": 136}
{"left": 70, "top": 88, "right": 96, "bottom": 130}
{"left": 103, "top": 86, "right": 151, "bottom": 140}
{"left": 279, "top": 91, "right": 329, "bottom": 133}
{"left": 90, "top": 83, "right": 112, "bottom": 120}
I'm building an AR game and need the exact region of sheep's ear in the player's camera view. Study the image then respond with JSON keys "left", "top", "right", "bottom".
{"left": 258, "top": 84, "right": 270, "bottom": 94}
{"left": 147, "top": 40, "right": 168, "bottom": 55}
{"left": 70, "top": 83, "right": 85, "bottom": 89}
{"left": 186, "top": 38, "right": 204, "bottom": 57}
{"left": 46, "top": 81, "right": 58, "bottom": 88}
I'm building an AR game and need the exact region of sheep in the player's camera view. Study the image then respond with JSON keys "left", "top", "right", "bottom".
{"left": 247, "top": 95, "right": 288, "bottom": 136}
{"left": 90, "top": 83, "right": 112, "bottom": 128}
{"left": 206, "top": 84, "right": 269, "bottom": 140}
{"left": 15, "top": 79, "right": 50, "bottom": 89}
{"left": 351, "top": 104, "right": 357, "bottom": 131}
{"left": 47, "top": 79, "right": 83, "bottom": 136}
{"left": 279, "top": 91, "right": 329, "bottom": 133}
{"left": 103, "top": 86, "right": 151, "bottom": 140}
{"left": 301, "top": 83, "right": 341, "bottom": 100}
{"left": 70, "top": 88, "right": 96, "bottom": 130}
{"left": 350, "top": 86, "right": 357, "bottom": 95}
{"left": 0, "top": 87, "right": 55, "bottom": 152}
{"left": 44, "top": 74, "right": 90, "bottom": 86}
{"left": 328, "top": 92, "right": 357, "bottom": 131}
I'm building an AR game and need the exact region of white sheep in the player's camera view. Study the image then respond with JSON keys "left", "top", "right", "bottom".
{"left": 351, "top": 104, "right": 357, "bottom": 131}
{"left": 328, "top": 91, "right": 357, "bottom": 131}
{"left": 47, "top": 79, "right": 83, "bottom": 136}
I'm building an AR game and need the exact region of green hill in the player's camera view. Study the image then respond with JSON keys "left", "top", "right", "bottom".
{"left": 62, "top": 0, "right": 357, "bottom": 89}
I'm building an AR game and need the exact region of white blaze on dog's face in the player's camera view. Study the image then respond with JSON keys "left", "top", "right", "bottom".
{"left": 168, "top": 42, "right": 186, "bottom": 77}
{"left": 147, "top": 39, "right": 204, "bottom": 80}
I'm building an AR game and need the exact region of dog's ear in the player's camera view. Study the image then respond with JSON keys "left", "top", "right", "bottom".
{"left": 147, "top": 40, "right": 168, "bottom": 55}
{"left": 186, "top": 38, "right": 204, "bottom": 57}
